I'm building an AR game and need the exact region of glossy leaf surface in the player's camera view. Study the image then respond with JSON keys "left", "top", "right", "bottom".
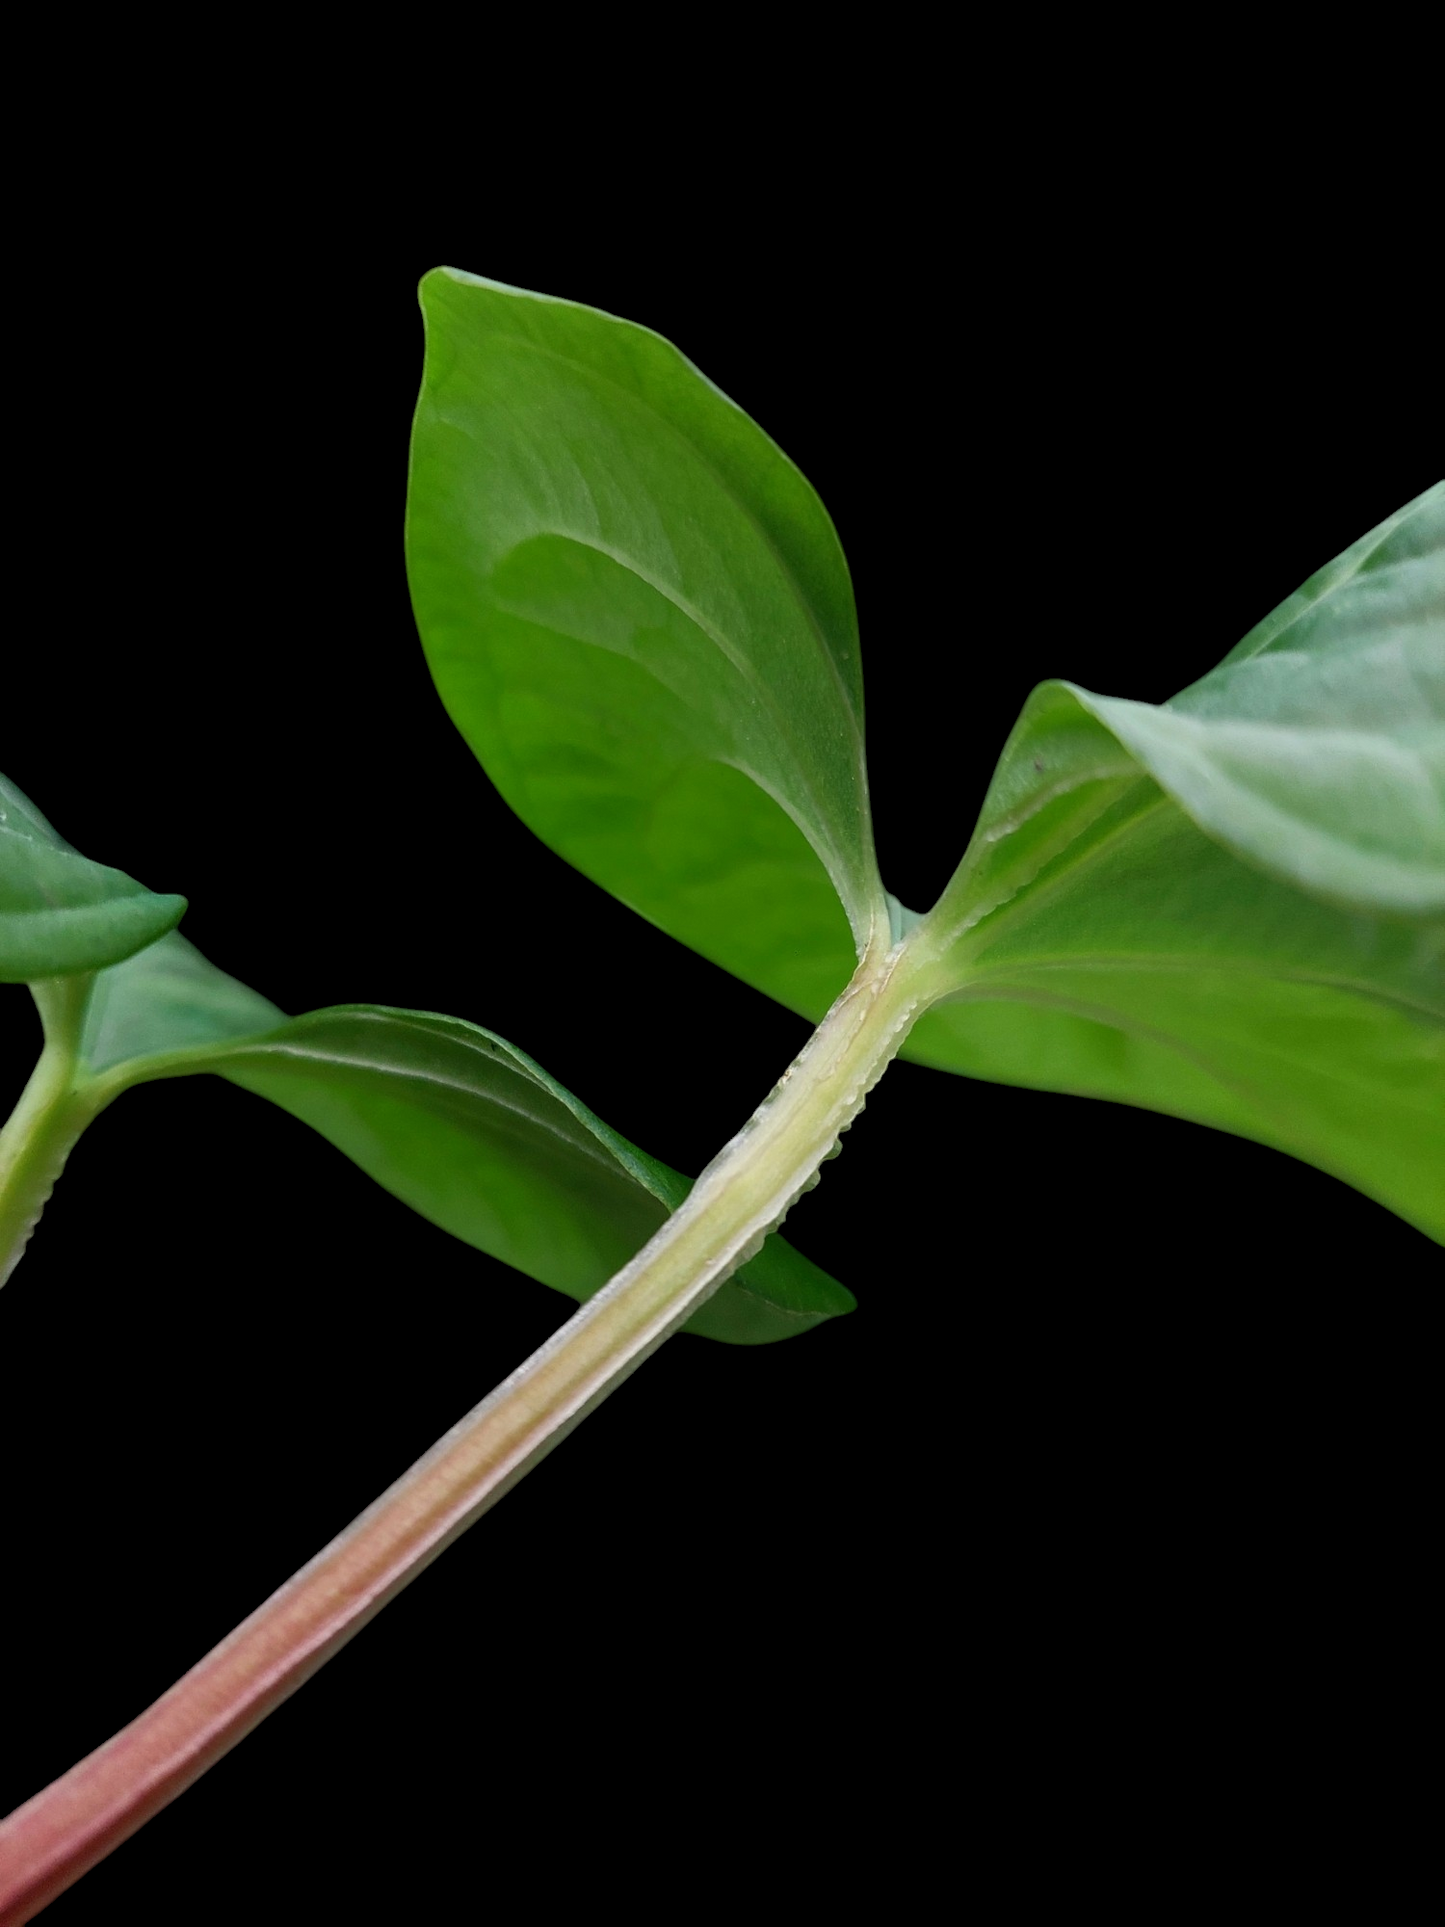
{"left": 83, "top": 936, "right": 850, "bottom": 1343}
{"left": 406, "top": 269, "right": 881, "bottom": 1020}
{"left": 0, "top": 773, "right": 186, "bottom": 983}
{"left": 908, "top": 483, "right": 1445, "bottom": 1241}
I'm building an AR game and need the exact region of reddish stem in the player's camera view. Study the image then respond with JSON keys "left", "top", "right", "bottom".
{"left": 0, "top": 1387, "right": 540, "bottom": 1923}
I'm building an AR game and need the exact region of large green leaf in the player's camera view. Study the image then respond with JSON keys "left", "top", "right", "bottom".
{"left": 405, "top": 269, "right": 883, "bottom": 1020}
{"left": 79, "top": 934, "right": 851, "bottom": 1343}
{"left": 0, "top": 773, "right": 186, "bottom": 982}
{"left": 907, "top": 483, "right": 1445, "bottom": 1241}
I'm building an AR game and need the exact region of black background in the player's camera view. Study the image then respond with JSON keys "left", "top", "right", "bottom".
{"left": 2, "top": 123, "right": 1438, "bottom": 1919}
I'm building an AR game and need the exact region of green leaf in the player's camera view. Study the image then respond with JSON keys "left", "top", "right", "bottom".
{"left": 1085, "top": 483, "right": 1445, "bottom": 916}
{"left": 0, "top": 772, "right": 187, "bottom": 983}
{"left": 83, "top": 935, "right": 852, "bottom": 1343}
{"left": 405, "top": 268, "right": 883, "bottom": 1020}
{"left": 78, "top": 929, "right": 287, "bottom": 1069}
{"left": 907, "top": 484, "right": 1445, "bottom": 1242}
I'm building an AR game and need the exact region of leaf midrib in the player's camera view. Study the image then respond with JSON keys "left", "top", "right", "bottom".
{"left": 221, "top": 1039, "right": 641, "bottom": 1184}
{"left": 960, "top": 955, "right": 1445, "bottom": 1025}
{"left": 505, "top": 530, "right": 868, "bottom": 935}
{"left": 945, "top": 786, "right": 1170, "bottom": 960}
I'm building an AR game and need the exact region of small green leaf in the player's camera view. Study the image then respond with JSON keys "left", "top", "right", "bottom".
{"left": 83, "top": 937, "right": 851, "bottom": 1343}
{"left": 0, "top": 773, "right": 186, "bottom": 983}
{"left": 215, "top": 1011, "right": 852, "bottom": 1344}
{"left": 405, "top": 269, "right": 883, "bottom": 1019}
{"left": 909, "top": 484, "right": 1445, "bottom": 1242}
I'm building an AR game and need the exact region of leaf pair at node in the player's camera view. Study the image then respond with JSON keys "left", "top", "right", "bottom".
{"left": 407, "top": 269, "right": 1443, "bottom": 1241}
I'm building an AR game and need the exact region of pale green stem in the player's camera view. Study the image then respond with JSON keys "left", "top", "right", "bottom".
{"left": 0, "top": 933, "right": 932, "bottom": 1922}
{"left": 0, "top": 977, "right": 100, "bottom": 1290}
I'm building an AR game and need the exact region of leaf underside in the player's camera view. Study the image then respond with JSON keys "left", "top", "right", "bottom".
{"left": 81, "top": 933, "right": 853, "bottom": 1343}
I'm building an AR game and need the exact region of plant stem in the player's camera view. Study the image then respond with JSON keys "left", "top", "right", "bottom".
{"left": 0, "top": 934, "right": 929, "bottom": 1923}
{"left": 0, "top": 978, "right": 99, "bottom": 1290}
